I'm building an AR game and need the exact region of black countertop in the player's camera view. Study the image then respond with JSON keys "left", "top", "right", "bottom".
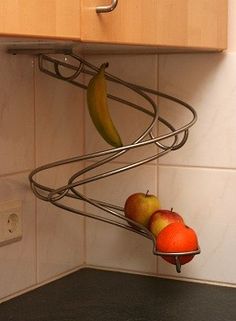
{"left": 0, "top": 268, "right": 236, "bottom": 321}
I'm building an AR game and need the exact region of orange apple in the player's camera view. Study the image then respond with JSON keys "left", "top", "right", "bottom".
{"left": 124, "top": 191, "right": 161, "bottom": 228}
{"left": 148, "top": 209, "right": 184, "bottom": 237}
{"left": 156, "top": 222, "right": 199, "bottom": 265}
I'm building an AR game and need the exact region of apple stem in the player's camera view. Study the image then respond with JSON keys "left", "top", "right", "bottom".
{"left": 145, "top": 190, "right": 149, "bottom": 197}
{"left": 171, "top": 207, "right": 173, "bottom": 212}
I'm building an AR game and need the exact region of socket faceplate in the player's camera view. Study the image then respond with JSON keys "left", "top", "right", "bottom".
{"left": 0, "top": 200, "right": 22, "bottom": 246}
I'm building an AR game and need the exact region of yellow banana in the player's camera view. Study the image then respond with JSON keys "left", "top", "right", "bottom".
{"left": 87, "top": 63, "right": 123, "bottom": 148}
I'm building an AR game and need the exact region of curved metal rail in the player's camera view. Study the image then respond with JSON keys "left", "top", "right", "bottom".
{"left": 29, "top": 54, "right": 200, "bottom": 272}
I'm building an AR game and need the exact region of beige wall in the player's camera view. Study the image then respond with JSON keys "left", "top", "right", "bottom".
{"left": 157, "top": 0, "right": 236, "bottom": 284}
{"left": 0, "top": 54, "right": 85, "bottom": 301}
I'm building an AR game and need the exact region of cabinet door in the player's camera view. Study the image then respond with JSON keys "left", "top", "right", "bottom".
{"left": 0, "top": 1, "right": 80, "bottom": 39}
{"left": 80, "top": 0, "right": 159, "bottom": 45}
{"left": 155, "top": 0, "right": 227, "bottom": 50}
{"left": 80, "top": 0, "right": 227, "bottom": 50}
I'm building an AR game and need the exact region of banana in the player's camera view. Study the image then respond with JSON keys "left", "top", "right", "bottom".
{"left": 87, "top": 63, "right": 123, "bottom": 148}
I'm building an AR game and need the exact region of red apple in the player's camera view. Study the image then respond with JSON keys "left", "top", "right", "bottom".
{"left": 148, "top": 209, "right": 184, "bottom": 237}
{"left": 124, "top": 191, "right": 161, "bottom": 228}
{"left": 156, "top": 222, "right": 199, "bottom": 265}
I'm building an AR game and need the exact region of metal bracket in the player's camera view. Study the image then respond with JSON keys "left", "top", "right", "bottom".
{"left": 8, "top": 47, "right": 73, "bottom": 55}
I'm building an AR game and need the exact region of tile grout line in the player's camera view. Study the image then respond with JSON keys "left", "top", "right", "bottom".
{"left": 82, "top": 54, "right": 87, "bottom": 266}
{"left": 159, "top": 163, "right": 236, "bottom": 171}
{"left": 156, "top": 53, "right": 160, "bottom": 276}
{"left": 33, "top": 56, "right": 39, "bottom": 286}
{"left": 0, "top": 169, "right": 34, "bottom": 179}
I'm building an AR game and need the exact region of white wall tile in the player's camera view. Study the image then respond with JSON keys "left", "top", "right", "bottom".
{"left": 158, "top": 166, "right": 236, "bottom": 285}
{"left": 159, "top": 52, "right": 236, "bottom": 169}
{"left": 35, "top": 162, "right": 85, "bottom": 283}
{"left": 0, "top": 49, "right": 34, "bottom": 175}
{"left": 35, "top": 58, "right": 85, "bottom": 164}
{"left": 85, "top": 161, "right": 158, "bottom": 273}
{"left": 0, "top": 173, "right": 36, "bottom": 299}
{"left": 84, "top": 55, "right": 159, "bottom": 165}
{"left": 35, "top": 62, "right": 85, "bottom": 282}
{"left": 157, "top": 7, "right": 236, "bottom": 286}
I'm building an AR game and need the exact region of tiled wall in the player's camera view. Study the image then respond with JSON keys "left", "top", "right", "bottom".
{"left": 84, "top": 54, "right": 159, "bottom": 273}
{"left": 157, "top": 2, "right": 236, "bottom": 286}
{"left": 0, "top": 52, "right": 85, "bottom": 301}
{"left": 0, "top": 51, "right": 159, "bottom": 302}
{"left": 158, "top": 53, "right": 236, "bottom": 285}
{"left": 1, "top": 0, "right": 235, "bottom": 303}
{"left": 0, "top": 51, "right": 36, "bottom": 300}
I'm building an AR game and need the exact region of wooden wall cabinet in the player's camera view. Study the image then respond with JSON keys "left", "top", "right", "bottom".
{"left": 0, "top": 1, "right": 81, "bottom": 40}
{"left": 0, "top": 0, "right": 228, "bottom": 52}
{"left": 81, "top": 0, "right": 228, "bottom": 51}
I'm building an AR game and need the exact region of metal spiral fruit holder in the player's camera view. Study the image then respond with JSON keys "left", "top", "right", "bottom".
{"left": 26, "top": 52, "right": 199, "bottom": 273}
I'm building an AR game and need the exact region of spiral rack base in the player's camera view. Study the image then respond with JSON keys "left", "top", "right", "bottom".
{"left": 9, "top": 48, "right": 200, "bottom": 273}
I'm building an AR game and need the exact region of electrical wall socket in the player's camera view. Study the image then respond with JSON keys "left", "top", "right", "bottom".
{"left": 0, "top": 200, "right": 23, "bottom": 246}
